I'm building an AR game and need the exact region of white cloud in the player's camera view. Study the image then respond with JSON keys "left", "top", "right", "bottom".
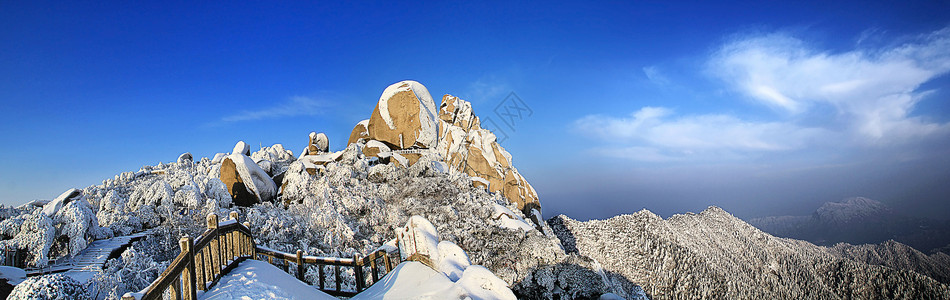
{"left": 574, "top": 107, "right": 825, "bottom": 162}
{"left": 219, "top": 96, "right": 328, "bottom": 123}
{"left": 576, "top": 27, "right": 950, "bottom": 162}
{"left": 709, "top": 27, "right": 950, "bottom": 143}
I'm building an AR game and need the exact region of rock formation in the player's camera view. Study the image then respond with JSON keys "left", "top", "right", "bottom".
{"left": 220, "top": 141, "right": 277, "bottom": 206}
{"left": 347, "top": 119, "right": 370, "bottom": 145}
{"left": 436, "top": 95, "right": 540, "bottom": 214}
{"left": 365, "top": 80, "right": 438, "bottom": 150}
{"left": 340, "top": 81, "right": 541, "bottom": 218}
{"left": 303, "top": 132, "right": 329, "bottom": 156}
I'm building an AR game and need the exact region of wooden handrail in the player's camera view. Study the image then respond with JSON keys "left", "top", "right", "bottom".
{"left": 122, "top": 211, "right": 409, "bottom": 300}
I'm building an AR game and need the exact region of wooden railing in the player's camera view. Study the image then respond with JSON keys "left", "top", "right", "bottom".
{"left": 122, "top": 211, "right": 407, "bottom": 300}
{"left": 255, "top": 245, "right": 399, "bottom": 297}
{"left": 123, "top": 212, "right": 256, "bottom": 300}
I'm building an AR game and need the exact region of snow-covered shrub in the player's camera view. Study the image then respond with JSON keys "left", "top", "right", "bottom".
{"left": 0, "top": 211, "right": 55, "bottom": 268}
{"left": 8, "top": 273, "right": 89, "bottom": 300}
{"left": 56, "top": 197, "right": 112, "bottom": 257}
{"left": 88, "top": 245, "right": 166, "bottom": 300}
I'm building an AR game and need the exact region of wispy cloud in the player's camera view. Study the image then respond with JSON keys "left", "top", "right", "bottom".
{"left": 708, "top": 27, "right": 950, "bottom": 142}
{"left": 574, "top": 107, "right": 826, "bottom": 162}
{"left": 217, "top": 96, "right": 329, "bottom": 123}
{"left": 575, "top": 26, "right": 950, "bottom": 162}
{"left": 642, "top": 66, "right": 670, "bottom": 86}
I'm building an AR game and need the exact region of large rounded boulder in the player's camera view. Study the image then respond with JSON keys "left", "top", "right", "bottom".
{"left": 220, "top": 141, "right": 277, "bottom": 206}
{"left": 366, "top": 80, "right": 439, "bottom": 150}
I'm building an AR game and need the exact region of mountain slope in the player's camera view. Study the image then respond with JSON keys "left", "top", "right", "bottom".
{"left": 550, "top": 207, "right": 950, "bottom": 300}
{"left": 749, "top": 197, "right": 950, "bottom": 254}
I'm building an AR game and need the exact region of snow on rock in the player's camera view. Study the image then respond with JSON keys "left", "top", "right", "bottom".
{"left": 362, "top": 140, "right": 391, "bottom": 158}
{"left": 437, "top": 241, "right": 471, "bottom": 281}
{"left": 347, "top": 119, "right": 371, "bottom": 144}
{"left": 396, "top": 216, "right": 440, "bottom": 264}
{"left": 221, "top": 152, "right": 277, "bottom": 206}
{"left": 177, "top": 152, "right": 193, "bottom": 164}
{"left": 302, "top": 132, "right": 330, "bottom": 156}
{"left": 232, "top": 141, "right": 250, "bottom": 156}
{"left": 392, "top": 216, "right": 516, "bottom": 298}
{"left": 42, "top": 188, "right": 81, "bottom": 216}
{"left": 455, "top": 265, "right": 518, "bottom": 300}
{"left": 211, "top": 153, "right": 228, "bottom": 164}
{"left": 491, "top": 203, "right": 535, "bottom": 232}
{"left": 8, "top": 273, "right": 89, "bottom": 300}
{"left": 435, "top": 94, "right": 540, "bottom": 215}
{"left": 352, "top": 261, "right": 516, "bottom": 300}
{"left": 366, "top": 80, "right": 439, "bottom": 149}
{"left": 200, "top": 259, "right": 336, "bottom": 300}
{"left": 252, "top": 144, "right": 295, "bottom": 163}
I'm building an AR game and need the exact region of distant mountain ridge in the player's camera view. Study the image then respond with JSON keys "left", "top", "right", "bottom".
{"left": 549, "top": 206, "right": 950, "bottom": 299}
{"left": 748, "top": 197, "right": 950, "bottom": 254}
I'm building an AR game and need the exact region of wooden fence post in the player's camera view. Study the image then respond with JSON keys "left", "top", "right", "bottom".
{"left": 371, "top": 253, "right": 379, "bottom": 282}
{"left": 229, "top": 211, "right": 238, "bottom": 262}
{"left": 296, "top": 250, "right": 304, "bottom": 281}
{"left": 207, "top": 214, "right": 219, "bottom": 278}
{"left": 354, "top": 253, "right": 364, "bottom": 292}
{"left": 180, "top": 237, "right": 197, "bottom": 300}
{"left": 242, "top": 222, "right": 252, "bottom": 258}
{"left": 318, "top": 264, "right": 325, "bottom": 290}
{"left": 383, "top": 252, "right": 392, "bottom": 273}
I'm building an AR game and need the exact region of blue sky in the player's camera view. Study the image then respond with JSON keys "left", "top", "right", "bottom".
{"left": 2, "top": 1, "right": 949, "bottom": 220}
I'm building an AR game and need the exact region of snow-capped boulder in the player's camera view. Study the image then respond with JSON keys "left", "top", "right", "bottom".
{"left": 366, "top": 80, "right": 438, "bottom": 150}
{"left": 42, "top": 188, "right": 81, "bottom": 216}
{"left": 303, "top": 132, "right": 330, "bottom": 156}
{"left": 390, "top": 216, "right": 517, "bottom": 299}
{"left": 347, "top": 119, "right": 370, "bottom": 145}
{"left": 435, "top": 95, "right": 540, "bottom": 213}
{"left": 211, "top": 153, "right": 228, "bottom": 164}
{"left": 177, "top": 152, "right": 193, "bottom": 164}
{"left": 252, "top": 144, "right": 295, "bottom": 163}
{"left": 233, "top": 141, "right": 251, "bottom": 156}
{"left": 362, "top": 140, "right": 391, "bottom": 158}
{"left": 220, "top": 153, "right": 277, "bottom": 206}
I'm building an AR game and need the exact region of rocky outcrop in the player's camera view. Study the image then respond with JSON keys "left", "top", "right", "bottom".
{"left": 303, "top": 132, "right": 329, "bottom": 156}
{"left": 436, "top": 95, "right": 539, "bottom": 213}
{"left": 548, "top": 207, "right": 950, "bottom": 300}
{"left": 366, "top": 80, "right": 438, "bottom": 150}
{"left": 220, "top": 142, "right": 277, "bottom": 206}
{"left": 347, "top": 119, "right": 370, "bottom": 145}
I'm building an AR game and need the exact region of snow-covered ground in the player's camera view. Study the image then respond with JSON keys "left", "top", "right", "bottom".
{"left": 200, "top": 259, "right": 336, "bottom": 300}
